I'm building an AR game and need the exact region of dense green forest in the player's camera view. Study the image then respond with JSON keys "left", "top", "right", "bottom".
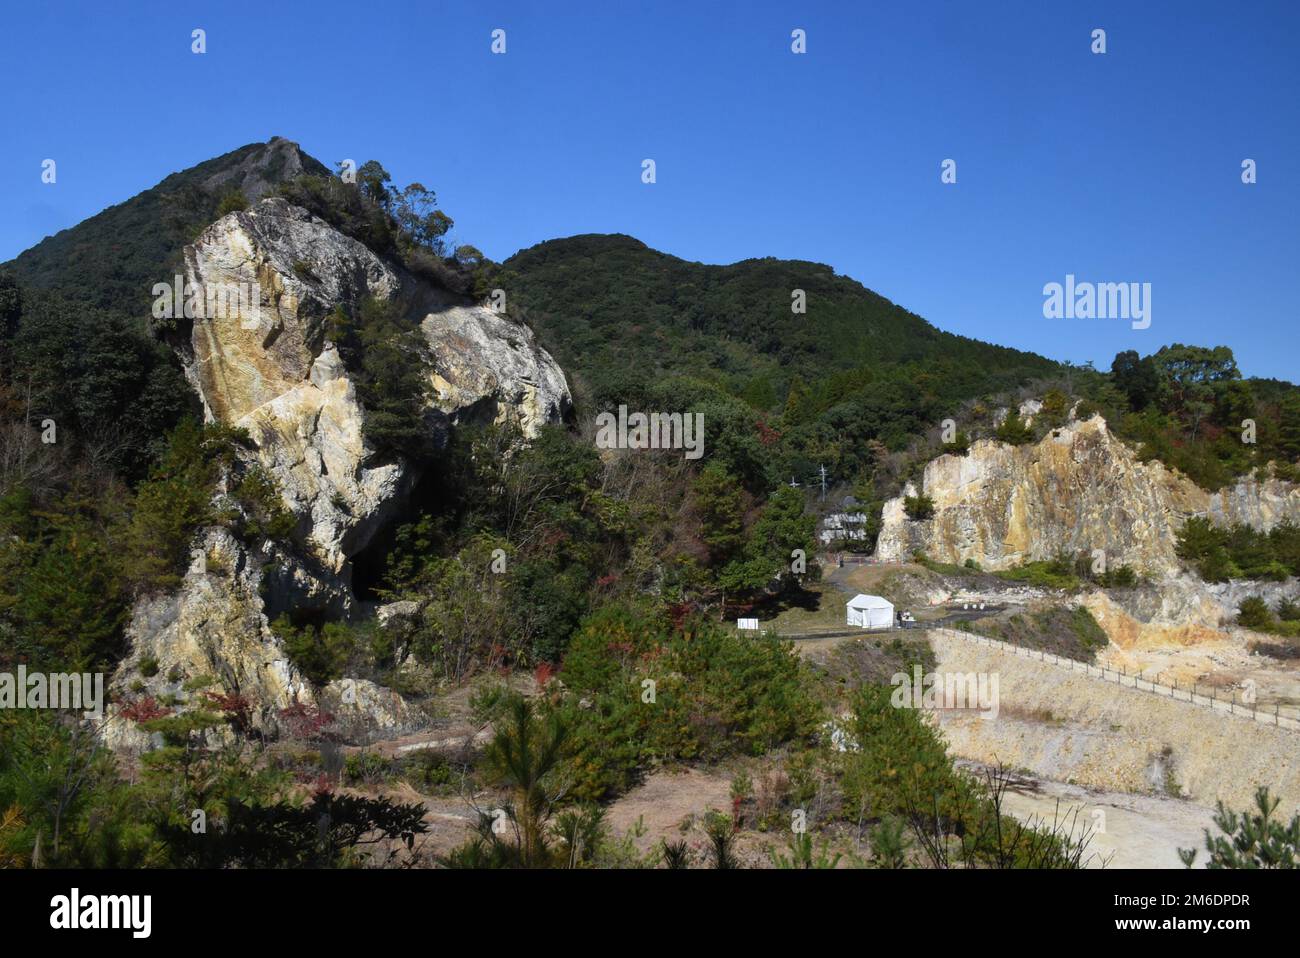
{"left": 496, "top": 235, "right": 1061, "bottom": 481}
{"left": 497, "top": 233, "right": 1060, "bottom": 398}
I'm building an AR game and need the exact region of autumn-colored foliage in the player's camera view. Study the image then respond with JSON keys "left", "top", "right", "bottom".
{"left": 119, "top": 696, "right": 172, "bottom": 723}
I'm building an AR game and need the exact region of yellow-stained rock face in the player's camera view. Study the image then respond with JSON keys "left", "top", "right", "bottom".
{"left": 112, "top": 192, "right": 573, "bottom": 746}
{"left": 176, "top": 198, "right": 571, "bottom": 571}
{"left": 1081, "top": 591, "right": 1225, "bottom": 650}
{"left": 877, "top": 414, "right": 1300, "bottom": 576}
{"left": 106, "top": 528, "right": 312, "bottom": 752}
{"left": 183, "top": 198, "right": 399, "bottom": 424}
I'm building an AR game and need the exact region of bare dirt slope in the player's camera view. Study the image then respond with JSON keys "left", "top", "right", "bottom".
{"left": 930, "top": 629, "right": 1300, "bottom": 813}
{"left": 978, "top": 771, "right": 1218, "bottom": 869}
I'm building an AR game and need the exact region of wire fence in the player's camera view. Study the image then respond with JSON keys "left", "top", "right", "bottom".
{"left": 931, "top": 627, "right": 1300, "bottom": 732}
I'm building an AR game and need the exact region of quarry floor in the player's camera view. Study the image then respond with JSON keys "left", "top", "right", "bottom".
{"left": 955, "top": 762, "right": 1216, "bottom": 869}
{"left": 800, "top": 562, "right": 1299, "bottom": 865}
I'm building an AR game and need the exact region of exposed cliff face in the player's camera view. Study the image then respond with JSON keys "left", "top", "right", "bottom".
{"left": 1207, "top": 475, "right": 1300, "bottom": 530}
{"left": 113, "top": 196, "right": 572, "bottom": 743}
{"left": 181, "top": 198, "right": 406, "bottom": 571}
{"left": 877, "top": 414, "right": 1300, "bottom": 576}
{"left": 106, "top": 528, "right": 315, "bottom": 753}
{"left": 182, "top": 197, "right": 400, "bottom": 425}
{"left": 176, "top": 197, "right": 571, "bottom": 571}
{"left": 422, "top": 305, "right": 572, "bottom": 436}
{"left": 1081, "top": 574, "right": 1300, "bottom": 651}
{"left": 200, "top": 135, "right": 325, "bottom": 202}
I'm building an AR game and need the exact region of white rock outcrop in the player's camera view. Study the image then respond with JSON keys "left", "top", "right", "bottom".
{"left": 106, "top": 528, "right": 312, "bottom": 751}
{"left": 178, "top": 197, "right": 571, "bottom": 571}
{"left": 183, "top": 197, "right": 400, "bottom": 424}
{"left": 877, "top": 415, "right": 1300, "bottom": 576}
{"left": 422, "top": 305, "right": 571, "bottom": 437}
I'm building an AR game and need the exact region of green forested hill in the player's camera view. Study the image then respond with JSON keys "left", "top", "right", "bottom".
{"left": 5, "top": 138, "right": 329, "bottom": 320}
{"left": 498, "top": 233, "right": 1060, "bottom": 409}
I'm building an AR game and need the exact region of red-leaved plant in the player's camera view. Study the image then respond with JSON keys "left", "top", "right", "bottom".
{"left": 118, "top": 696, "right": 172, "bottom": 724}
{"left": 277, "top": 703, "right": 336, "bottom": 741}
{"left": 203, "top": 690, "right": 254, "bottom": 737}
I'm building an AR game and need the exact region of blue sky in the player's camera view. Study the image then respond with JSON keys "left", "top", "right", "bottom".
{"left": 1, "top": 0, "right": 1296, "bottom": 380}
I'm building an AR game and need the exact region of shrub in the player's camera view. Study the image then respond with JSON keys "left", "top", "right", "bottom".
{"left": 1177, "top": 517, "right": 1300, "bottom": 583}
{"left": 343, "top": 751, "right": 393, "bottom": 787}
{"left": 328, "top": 298, "right": 433, "bottom": 457}
{"left": 838, "top": 689, "right": 1089, "bottom": 867}
{"left": 903, "top": 493, "right": 935, "bottom": 521}
{"left": 121, "top": 420, "right": 247, "bottom": 594}
{"left": 215, "top": 189, "right": 249, "bottom": 218}
{"left": 994, "top": 556, "right": 1080, "bottom": 591}
{"left": 402, "top": 751, "right": 458, "bottom": 791}
{"left": 940, "top": 431, "right": 970, "bottom": 456}
{"left": 1237, "top": 596, "right": 1275, "bottom": 631}
{"left": 994, "top": 414, "right": 1035, "bottom": 445}
{"left": 1180, "top": 787, "right": 1299, "bottom": 868}
{"left": 1039, "top": 390, "right": 1070, "bottom": 428}
{"left": 1101, "top": 564, "right": 1138, "bottom": 588}
{"left": 272, "top": 615, "right": 362, "bottom": 688}
{"left": 231, "top": 465, "right": 296, "bottom": 543}
{"left": 556, "top": 605, "right": 821, "bottom": 801}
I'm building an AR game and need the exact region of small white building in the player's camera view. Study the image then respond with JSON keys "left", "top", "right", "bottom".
{"left": 846, "top": 593, "right": 894, "bottom": 630}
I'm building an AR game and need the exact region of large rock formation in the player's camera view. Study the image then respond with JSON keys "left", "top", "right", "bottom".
{"left": 105, "top": 528, "right": 314, "bottom": 753}
{"left": 877, "top": 414, "right": 1300, "bottom": 576}
{"left": 180, "top": 198, "right": 406, "bottom": 572}
{"left": 176, "top": 196, "right": 570, "bottom": 572}
{"left": 421, "top": 305, "right": 571, "bottom": 436}
{"left": 111, "top": 196, "right": 571, "bottom": 743}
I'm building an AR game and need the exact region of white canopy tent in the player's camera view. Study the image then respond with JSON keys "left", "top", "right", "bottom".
{"left": 846, "top": 593, "right": 894, "bottom": 630}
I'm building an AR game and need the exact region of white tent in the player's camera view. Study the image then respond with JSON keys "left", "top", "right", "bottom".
{"left": 846, "top": 593, "right": 894, "bottom": 630}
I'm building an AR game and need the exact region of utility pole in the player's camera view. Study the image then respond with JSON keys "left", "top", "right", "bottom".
{"left": 818, "top": 464, "right": 828, "bottom": 501}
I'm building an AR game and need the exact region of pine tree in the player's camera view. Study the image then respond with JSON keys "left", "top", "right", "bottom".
{"left": 1181, "top": 787, "right": 1300, "bottom": 868}
{"left": 692, "top": 462, "right": 744, "bottom": 565}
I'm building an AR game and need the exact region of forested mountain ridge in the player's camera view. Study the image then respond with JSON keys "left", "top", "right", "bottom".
{"left": 0, "top": 140, "right": 332, "bottom": 480}
{"left": 5, "top": 137, "right": 329, "bottom": 317}
{"left": 497, "top": 233, "right": 1061, "bottom": 412}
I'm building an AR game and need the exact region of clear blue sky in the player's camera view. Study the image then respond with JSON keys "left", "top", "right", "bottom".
{"left": 2, "top": 0, "right": 1296, "bottom": 380}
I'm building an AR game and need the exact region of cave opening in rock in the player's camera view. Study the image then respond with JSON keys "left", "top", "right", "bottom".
{"left": 350, "top": 454, "right": 464, "bottom": 602}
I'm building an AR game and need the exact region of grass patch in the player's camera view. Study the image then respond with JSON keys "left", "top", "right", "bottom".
{"left": 956, "top": 605, "right": 1108, "bottom": 662}
{"left": 747, "top": 581, "right": 852, "bottom": 634}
